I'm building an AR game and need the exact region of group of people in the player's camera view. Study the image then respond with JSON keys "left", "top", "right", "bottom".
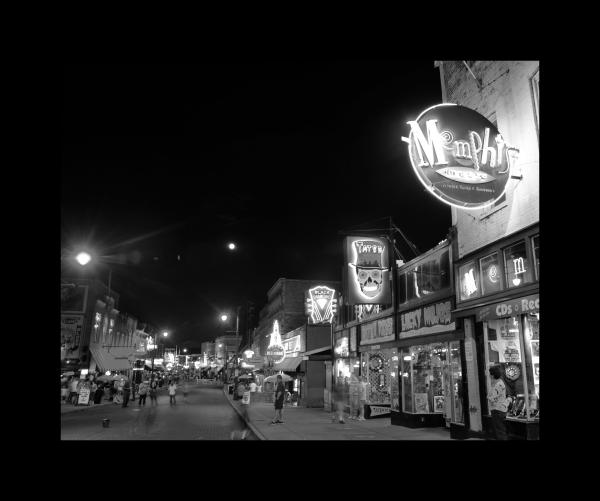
{"left": 332, "top": 375, "right": 370, "bottom": 424}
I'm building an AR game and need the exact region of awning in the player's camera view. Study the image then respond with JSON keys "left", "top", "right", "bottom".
{"left": 90, "top": 344, "right": 132, "bottom": 372}
{"left": 273, "top": 357, "right": 302, "bottom": 371}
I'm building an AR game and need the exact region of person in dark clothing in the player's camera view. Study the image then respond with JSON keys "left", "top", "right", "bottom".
{"left": 271, "top": 375, "right": 285, "bottom": 424}
{"left": 94, "top": 382, "right": 104, "bottom": 404}
{"left": 122, "top": 380, "right": 131, "bottom": 407}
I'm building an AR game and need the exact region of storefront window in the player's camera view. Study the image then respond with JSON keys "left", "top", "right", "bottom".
{"left": 401, "top": 343, "right": 448, "bottom": 415}
{"left": 480, "top": 252, "right": 503, "bottom": 295}
{"left": 391, "top": 353, "right": 400, "bottom": 411}
{"left": 458, "top": 261, "right": 480, "bottom": 301}
{"left": 484, "top": 316, "right": 539, "bottom": 421}
{"left": 504, "top": 241, "right": 533, "bottom": 289}
{"left": 531, "top": 235, "right": 540, "bottom": 280}
{"left": 401, "top": 248, "right": 450, "bottom": 304}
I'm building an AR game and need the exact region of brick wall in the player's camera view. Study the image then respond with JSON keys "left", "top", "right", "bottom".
{"left": 441, "top": 61, "right": 540, "bottom": 258}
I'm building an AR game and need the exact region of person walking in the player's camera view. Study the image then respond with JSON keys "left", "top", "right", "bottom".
{"left": 488, "top": 365, "right": 510, "bottom": 440}
{"left": 68, "top": 377, "right": 79, "bottom": 405}
{"left": 358, "top": 376, "right": 369, "bottom": 420}
{"left": 249, "top": 380, "right": 257, "bottom": 393}
{"left": 149, "top": 379, "right": 158, "bottom": 405}
{"left": 236, "top": 381, "right": 245, "bottom": 400}
{"left": 332, "top": 377, "right": 346, "bottom": 424}
{"left": 182, "top": 381, "right": 189, "bottom": 402}
{"left": 270, "top": 375, "right": 285, "bottom": 424}
{"left": 122, "top": 379, "right": 131, "bottom": 408}
{"left": 138, "top": 380, "right": 148, "bottom": 406}
{"left": 168, "top": 381, "right": 177, "bottom": 405}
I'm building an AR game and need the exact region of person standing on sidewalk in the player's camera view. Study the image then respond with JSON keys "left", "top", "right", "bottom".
{"left": 271, "top": 375, "right": 285, "bottom": 424}
{"left": 137, "top": 380, "right": 148, "bottom": 406}
{"left": 89, "top": 380, "right": 97, "bottom": 405}
{"left": 122, "top": 379, "right": 131, "bottom": 408}
{"left": 94, "top": 382, "right": 104, "bottom": 404}
{"left": 168, "top": 381, "right": 177, "bottom": 405}
{"left": 69, "top": 377, "right": 79, "bottom": 405}
{"left": 149, "top": 379, "right": 158, "bottom": 405}
{"left": 332, "top": 377, "right": 346, "bottom": 424}
{"left": 488, "top": 365, "right": 509, "bottom": 440}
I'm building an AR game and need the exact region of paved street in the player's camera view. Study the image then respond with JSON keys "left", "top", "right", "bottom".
{"left": 61, "top": 382, "right": 256, "bottom": 440}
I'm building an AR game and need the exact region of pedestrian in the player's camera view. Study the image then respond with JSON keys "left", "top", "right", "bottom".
{"left": 69, "top": 377, "right": 79, "bottom": 405}
{"left": 249, "top": 380, "right": 257, "bottom": 393}
{"left": 149, "top": 378, "right": 158, "bottom": 405}
{"left": 138, "top": 380, "right": 148, "bottom": 406}
{"left": 487, "top": 365, "right": 510, "bottom": 440}
{"left": 331, "top": 377, "right": 346, "bottom": 424}
{"left": 94, "top": 382, "right": 104, "bottom": 404}
{"left": 90, "top": 380, "right": 98, "bottom": 405}
{"left": 358, "top": 376, "right": 369, "bottom": 420}
{"left": 122, "top": 379, "right": 131, "bottom": 408}
{"left": 349, "top": 375, "right": 359, "bottom": 420}
{"left": 240, "top": 383, "right": 251, "bottom": 422}
{"left": 168, "top": 381, "right": 177, "bottom": 405}
{"left": 236, "top": 381, "right": 245, "bottom": 400}
{"left": 270, "top": 375, "right": 285, "bottom": 424}
{"left": 183, "top": 381, "right": 189, "bottom": 402}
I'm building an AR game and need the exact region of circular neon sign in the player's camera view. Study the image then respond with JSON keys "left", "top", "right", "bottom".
{"left": 404, "top": 104, "right": 516, "bottom": 210}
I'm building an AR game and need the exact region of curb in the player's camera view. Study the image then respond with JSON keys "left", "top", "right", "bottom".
{"left": 222, "top": 386, "right": 266, "bottom": 441}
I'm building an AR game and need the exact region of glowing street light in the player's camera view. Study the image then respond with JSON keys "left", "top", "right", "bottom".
{"left": 162, "top": 331, "right": 169, "bottom": 337}
{"left": 220, "top": 314, "right": 228, "bottom": 322}
{"left": 227, "top": 242, "right": 236, "bottom": 250}
{"left": 183, "top": 348, "right": 187, "bottom": 353}
{"left": 75, "top": 252, "right": 92, "bottom": 266}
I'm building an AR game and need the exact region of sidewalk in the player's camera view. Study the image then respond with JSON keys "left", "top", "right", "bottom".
{"left": 223, "top": 388, "right": 478, "bottom": 440}
{"left": 61, "top": 386, "right": 169, "bottom": 415}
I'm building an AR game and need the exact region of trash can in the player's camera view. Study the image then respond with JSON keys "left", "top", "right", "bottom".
{"left": 102, "top": 418, "right": 110, "bottom": 428}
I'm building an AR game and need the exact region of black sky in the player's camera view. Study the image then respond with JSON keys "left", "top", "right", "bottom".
{"left": 61, "top": 61, "right": 451, "bottom": 349}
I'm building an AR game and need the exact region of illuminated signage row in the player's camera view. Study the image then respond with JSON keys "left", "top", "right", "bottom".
{"left": 402, "top": 104, "right": 520, "bottom": 210}
{"left": 343, "top": 237, "right": 391, "bottom": 306}
{"left": 305, "top": 286, "right": 337, "bottom": 324}
{"left": 399, "top": 300, "right": 455, "bottom": 339}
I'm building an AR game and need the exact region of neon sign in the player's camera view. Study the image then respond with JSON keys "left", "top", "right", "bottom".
{"left": 344, "top": 237, "right": 391, "bottom": 305}
{"left": 305, "top": 286, "right": 337, "bottom": 324}
{"left": 266, "top": 320, "right": 286, "bottom": 364}
{"left": 402, "top": 104, "right": 520, "bottom": 210}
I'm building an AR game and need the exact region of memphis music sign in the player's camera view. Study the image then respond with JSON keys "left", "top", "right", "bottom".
{"left": 305, "top": 286, "right": 338, "bottom": 324}
{"left": 402, "top": 104, "right": 520, "bottom": 210}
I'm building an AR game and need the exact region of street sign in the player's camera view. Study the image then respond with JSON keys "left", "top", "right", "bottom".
{"left": 78, "top": 387, "right": 90, "bottom": 405}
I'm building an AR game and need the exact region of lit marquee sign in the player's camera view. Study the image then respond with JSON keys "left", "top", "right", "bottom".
{"left": 266, "top": 320, "right": 286, "bottom": 364}
{"left": 305, "top": 286, "right": 337, "bottom": 324}
{"left": 402, "top": 104, "right": 520, "bottom": 210}
{"left": 344, "top": 237, "right": 391, "bottom": 305}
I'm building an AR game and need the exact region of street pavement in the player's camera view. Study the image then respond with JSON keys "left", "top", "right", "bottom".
{"left": 225, "top": 389, "right": 482, "bottom": 440}
{"left": 60, "top": 381, "right": 257, "bottom": 440}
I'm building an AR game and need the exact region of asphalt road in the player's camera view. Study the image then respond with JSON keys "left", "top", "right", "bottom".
{"left": 60, "top": 382, "right": 256, "bottom": 440}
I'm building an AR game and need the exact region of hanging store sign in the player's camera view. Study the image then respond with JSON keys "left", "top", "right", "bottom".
{"left": 266, "top": 320, "right": 286, "bottom": 364}
{"left": 344, "top": 237, "right": 391, "bottom": 305}
{"left": 305, "top": 286, "right": 338, "bottom": 324}
{"left": 282, "top": 335, "right": 301, "bottom": 356}
{"left": 402, "top": 104, "right": 520, "bottom": 210}
{"left": 334, "top": 337, "right": 349, "bottom": 357}
{"left": 399, "top": 299, "right": 455, "bottom": 339}
{"left": 360, "top": 317, "right": 395, "bottom": 345}
{"left": 476, "top": 294, "right": 539, "bottom": 322}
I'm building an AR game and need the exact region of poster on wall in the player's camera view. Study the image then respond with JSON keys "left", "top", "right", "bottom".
{"left": 61, "top": 315, "right": 84, "bottom": 358}
{"left": 402, "top": 103, "right": 519, "bottom": 210}
{"left": 434, "top": 395, "right": 445, "bottom": 413}
{"left": 414, "top": 393, "right": 430, "bottom": 413}
{"left": 344, "top": 237, "right": 390, "bottom": 305}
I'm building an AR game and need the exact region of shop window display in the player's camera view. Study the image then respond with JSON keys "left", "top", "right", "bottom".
{"left": 483, "top": 316, "right": 539, "bottom": 421}
{"left": 503, "top": 241, "right": 533, "bottom": 289}
{"left": 401, "top": 343, "right": 449, "bottom": 416}
{"left": 449, "top": 341, "right": 464, "bottom": 424}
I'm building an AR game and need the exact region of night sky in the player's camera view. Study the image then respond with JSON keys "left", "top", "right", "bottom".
{"left": 61, "top": 61, "right": 451, "bottom": 349}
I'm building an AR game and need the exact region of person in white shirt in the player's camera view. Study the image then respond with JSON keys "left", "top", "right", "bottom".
{"left": 168, "top": 382, "right": 177, "bottom": 405}
{"left": 487, "top": 365, "right": 509, "bottom": 440}
{"left": 249, "top": 381, "right": 257, "bottom": 393}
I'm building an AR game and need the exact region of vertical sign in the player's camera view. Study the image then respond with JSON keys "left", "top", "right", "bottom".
{"left": 344, "top": 237, "right": 391, "bottom": 305}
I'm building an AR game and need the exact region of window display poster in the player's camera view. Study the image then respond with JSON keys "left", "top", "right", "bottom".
{"left": 434, "top": 395, "right": 445, "bottom": 413}
{"left": 350, "top": 326, "right": 357, "bottom": 353}
{"left": 414, "top": 393, "right": 430, "bottom": 413}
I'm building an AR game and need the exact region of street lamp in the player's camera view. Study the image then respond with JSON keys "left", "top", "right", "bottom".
{"left": 151, "top": 330, "right": 169, "bottom": 380}
{"left": 75, "top": 252, "right": 92, "bottom": 266}
{"left": 227, "top": 242, "right": 236, "bottom": 251}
